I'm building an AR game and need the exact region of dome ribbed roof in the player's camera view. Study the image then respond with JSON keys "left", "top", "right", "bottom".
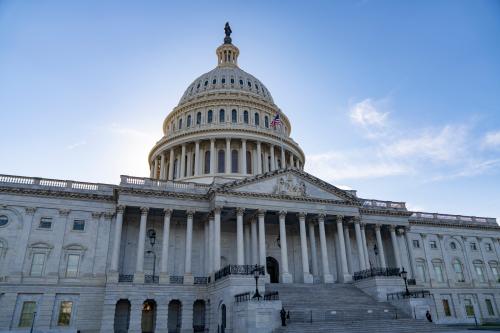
{"left": 178, "top": 66, "right": 274, "bottom": 106}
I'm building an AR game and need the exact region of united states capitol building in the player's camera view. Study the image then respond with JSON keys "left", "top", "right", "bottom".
{"left": 1, "top": 25, "right": 500, "bottom": 333}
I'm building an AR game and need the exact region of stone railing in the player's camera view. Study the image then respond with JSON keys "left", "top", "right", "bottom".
{"left": 120, "top": 175, "right": 210, "bottom": 193}
{"left": 214, "top": 264, "right": 265, "bottom": 282}
{"left": 353, "top": 267, "right": 401, "bottom": 281}
{"left": 234, "top": 291, "right": 279, "bottom": 303}
{"left": 118, "top": 274, "right": 133, "bottom": 283}
{"left": 386, "top": 290, "right": 431, "bottom": 300}
{"left": 194, "top": 276, "right": 210, "bottom": 285}
{"left": 0, "top": 174, "right": 114, "bottom": 194}
{"left": 145, "top": 275, "right": 159, "bottom": 284}
{"left": 361, "top": 199, "right": 407, "bottom": 210}
{"left": 169, "top": 275, "right": 184, "bottom": 284}
{"left": 411, "top": 212, "right": 497, "bottom": 225}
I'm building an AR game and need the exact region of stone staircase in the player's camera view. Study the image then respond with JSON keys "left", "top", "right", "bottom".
{"left": 266, "top": 283, "right": 460, "bottom": 333}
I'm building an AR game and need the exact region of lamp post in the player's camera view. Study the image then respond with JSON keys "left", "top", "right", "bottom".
{"left": 147, "top": 229, "right": 157, "bottom": 281}
{"left": 252, "top": 264, "right": 262, "bottom": 300}
{"left": 400, "top": 267, "right": 410, "bottom": 296}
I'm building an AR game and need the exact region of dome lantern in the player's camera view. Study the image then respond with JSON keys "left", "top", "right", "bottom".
{"left": 216, "top": 22, "right": 239, "bottom": 67}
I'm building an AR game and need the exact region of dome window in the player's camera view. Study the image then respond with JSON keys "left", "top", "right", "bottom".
{"left": 187, "top": 115, "right": 191, "bottom": 128}
{"left": 207, "top": 110, "right": 213, "bottom": 123}
{"left": 231, "top": 109, "right": 237, "bottom": 123}
{"left": 256, "top": 84, "right": 259, "bottom": 91}
{"left": 204, "top": 151, "right": 210, "bottom": 174}
{"left": 218, "top": 150, "right": 225, "bottom": 173}
{"left": 0, "top": 215, "right": 8, "bottom": 227}
{"left": 243, "top": 111, "right": 249, "bottom": 124}
{"left": 212, "top": 78, "right": 217, "bottom": 85}
{"left": 231, "top": 78, "right": 235, "bottom": 84}
{"left": 204, "top": 80, "right": 208, "bottom": 87}
{"left": 222, "top": 78, "right": 226, "bottom": 84}
{"left": 239, "top": 79, "right": 243, "bottom": 86}
{"left": 231, "top": 150, "right": 239, "bottom": 173}
{"left": 247, "top": 81, "right": 252, "bottom": 88}
{"left": 190, "top": 86, "right": 194, "bottom": 93}
{"left": 178, "top": 118, "right": 183, "bottom": 129}
{"left": 254, "top": 113, "right": 260, "bottom": 126}
{"left": 219, "top": 109, "right": 225, "bottom": 123}
{"left": 450, "top": 242, "right": 457, "bottom": 250}
{"left": 265, "top": 116, "right": 269, "bottom": 128}
{"left": 196, "top": 112, "right": 202, "bottom": 125}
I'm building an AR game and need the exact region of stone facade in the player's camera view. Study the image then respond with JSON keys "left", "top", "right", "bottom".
{"left": 1, "top": 26, "right": 499, "bottom": 333}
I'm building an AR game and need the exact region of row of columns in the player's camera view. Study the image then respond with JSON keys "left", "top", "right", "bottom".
{"left": 150, "top": 138, "right": 303, "bottom": 180}
{"left": 109, "top": 206, "right": 404, "bottom": 284}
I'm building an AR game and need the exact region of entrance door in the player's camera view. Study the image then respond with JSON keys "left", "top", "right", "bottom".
{"left": 267, "top": 257, "right": 279, "bottom": 283}
{"left": 220, "top": 304, "right": 226, "bottom": 333}
{"left": 141, "top": 300, "right": 156, "bottom": 333}
{"left": 114, "top": 299, "right": 131, "bottom": 333}
{"left": 168, "top": 300, "right": 182, "bottom": 333}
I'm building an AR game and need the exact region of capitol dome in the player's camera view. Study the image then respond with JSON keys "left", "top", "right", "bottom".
{"left": 149, "top": 24, "right": 305, "bottom": 184}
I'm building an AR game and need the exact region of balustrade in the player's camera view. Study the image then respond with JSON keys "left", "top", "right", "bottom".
{"left": 353, "top": 267, "right": 401, "bottom": 281}
{"left": 214, "top": 264, "right": 264, "bottom": 281}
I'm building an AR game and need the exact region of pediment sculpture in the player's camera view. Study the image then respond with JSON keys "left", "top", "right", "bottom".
{"left": 274, "top": 174, "right": 307, "bottom": 197}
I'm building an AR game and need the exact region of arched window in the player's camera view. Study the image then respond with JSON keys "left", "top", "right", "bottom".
{"left": 243, "top": 111, "right": 249, "bottom": 124}
{"left": 247, "top": 81, "right": 252, "bottom": 88}
{"left": 416, "top": 259, "right": 427, "bottom": 282}
{"left": 239, "top": 79, "right": 243, "bottom": 86}
{"left": 432, "top": 259, "right": 445, "bottom": 283}
{"left": 453, "top": 259, "right": 465, "bottom": 282}
{"left": 207, "top": 110, "right": 213, "bottom": 123}
{"left": 212, "top": 78, "right": 217, "bottom": 85}
{"left": 196, "top": 112, "right": 201, "bottom": 125}
{"left": 222, "top": 77, "right": 226, "bottom": 84}
{"left": 219, "top": 109, "right": 225, "bottom": 123}
{"left": 178, "top": 118, "right": 183, "bottom": 129}
{"left": 204, "top": 80, "right": 208, "bottom": 87}
{"left": 230, "top": 77, "right": 234, "bottom": 84}
{"left": 218, "top": 150, "right": 225, "bottom": 173}
{"left": 187, "top": 115, "right": 191, "bottom": 128}
{"left": 265, "top": 116, "right": 269, "bottom": 128}
{"left": 254, "top": 113, "right": 260, "bottom": 126}
{"left": 231, "top": 109, "right": 237, "bottom": 123}
{"left": 450, "top": 241, "right": 457, "bottom": 250}
{"left": 231, "top": 150, "right": 239, "bottom": 173}
{"left": 490, "top": 261, "right": 499, "bottom": 282}
{"left": 474, "top": 260, "right": 486, "bottom": 282}
{"left": 246, "top": 151, "right": 252, "bottom": 174}
{"left": 204, "top": 151, "right": 210, "bottom": 174}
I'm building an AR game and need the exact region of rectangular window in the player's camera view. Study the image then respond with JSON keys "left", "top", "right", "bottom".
{"left": 430, "top": 241, "right": 437, "bottom": 249}
{"left": 72, "top": 220, "right": 85, "bottom": 231}
{"left": 39, "top": 217, "right": 52, "bottom": 229}
{"left": 413, "top": 240, "right": 420, "bottom": 248}
{"left": 57, "top": 301, "right": 73, "bottom": 326}
{"left": 417, "top": 264, "right": 426, "bottom": 282}
{"left": 465, "top": 299, "right": 475, "bottom": 316}
{"left": 492, "top": 266, "right": 499, "bottom": 282}
{"left": 18, "top": 301, "right": 36, "bottom": 327}
{"left": 486, "top": 299, "right": 495, "bottom": 316}
{"left": 30, "top": 253, "right": 45, "bottom": 276}
{"left": 486, "top": 243, "right": 493, "bottom": 252}
{"left": 475, "top": 265, "right": 486, "bottom": 282}
{"left": 471, "top": 242, "right": 478, "bottom": 251}
{"left": 442, "top": 299, "right": 451, "bottom": 317}
{"left": 66, "top": 254, "right": 80, "bottom": 278}
{"left": 434, "top": 264, "right": 444, "bottom": 283}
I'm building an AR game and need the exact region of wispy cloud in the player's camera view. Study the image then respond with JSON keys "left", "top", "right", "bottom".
{"left": 483, "top": 131, "right": 500, "bottom": 149}
{"left": 109, "top": 123, "right": 154, "bottom": 139}
{"left": 306, "top": 96, "right": 500, "bottom": 183}
{"left": 66, "top": 140, "right": 87, "bottom": 150}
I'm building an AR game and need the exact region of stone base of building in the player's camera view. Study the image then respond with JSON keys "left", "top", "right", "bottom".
{"left": 233, "top": 300, "right": 282, "bottom": 333}
{"left": 354, "top": 276, "right": 405, "bottom": 301}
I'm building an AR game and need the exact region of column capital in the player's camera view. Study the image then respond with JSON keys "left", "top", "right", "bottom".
{"left": 210, "top": 138, "right": 215, "bottom": 143}
{"left": 241, "top": 138, "right": 247, "bottom": 143}
{"left": 336, "top": 215, "right": 344, "bottom": 223}
{"left": 318, "top": 212, "right": 326, "bottom": 220}
{"left": 163, "top": 208, "right": 173, "bottom": 217}
{"left": 213, "top": 206, "right": 222, "bottom": 214}
{"left": 360, "top": 222, "right": 366, "bottom": 230}
{"left": 297, "top": 212, "right": 307, "bottom": 219}
{"left": 103, "top": 212, "right": 114, "bottom": 220}
{"left": 140, "top": 207, "right": 149, "bottom": 215}
{"left": 437, "top": 234, "right": 445, "bottom": 240}
{"left": 182, "top": 142, "right": 186, "bottom": 147}
{"left": 257, "top": 209, "right": 266, "bottom": 217}
{"left": 59, "top": 209, "right": 71, "bottom": 217}
{"left": 374, "top": 224, "right": 382, "bottom": 231}
{"left": 187, "top": 210, "right": 195, "bottom": 219}
{"left": 279, "top": 210, "right": 287, "bottom": 218}
{"left": 389, "top": 225, "right": 397, "bottom": 232}
{"left": 116, "top": 205, "right": 126, "bottom": 214}
{"left": 420, "top": 233, "right": 427, "bottom": 239}
{"left": 25, "top": 207, "right": 37, "bottom": 216}
{"left": 91, "top": 212, "right": 102, "bottom": 219}
{"left": 236, "top": 207, "right": 245, "bottom": 216}
{"left": 353, "top": 216, "right": 361, "bottom": 224}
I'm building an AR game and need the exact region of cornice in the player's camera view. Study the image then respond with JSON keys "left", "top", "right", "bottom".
{"left": 0, "top": 186, "right": 115, "bottom": 202}
{"left": 409, "top": 219, "right": 500, "bottom": 231}
{"left": 118, "top": 187, "right": 208, "bottom": 201}
{"left": 360, "top": 208, "right": 413, "bottom": 217}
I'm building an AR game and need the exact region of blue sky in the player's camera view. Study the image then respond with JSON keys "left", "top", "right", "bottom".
{"left": 1, "top": 1, "right": 500, "bottom": 220}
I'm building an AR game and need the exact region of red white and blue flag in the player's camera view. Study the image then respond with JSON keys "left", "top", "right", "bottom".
{"left": 270, "top": 113, "right": 282, "bottom": 128}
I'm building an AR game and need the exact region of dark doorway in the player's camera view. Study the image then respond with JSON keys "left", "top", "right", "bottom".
{"left": 267, "top": 256, "right": 279, "bottom": 283}
{"left": 142, "top": 299, "right": 156, "bottom": 333}
{"left": 220, "top": 304, "right": 226, "bottom": 333}
{"left": 168, "top": 300, "right": 182, "bottom": 333}
{"left": 193, "top": 300, "right": 206, "bottom": 332}
{"left": 114, "top": 299, "right": 131, "bottom": 333}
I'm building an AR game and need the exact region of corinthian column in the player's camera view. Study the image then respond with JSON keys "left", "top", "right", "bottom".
{"left": 270, "top": 145, "right": 275, "bottom": 171}
{"left": 256, "top": 141, "right": 262, "bottom": 174}
{"left": 159, "top": 153, "right": 165, "bottom": 179}
{"left": 279, "top": 210, "right": 293, "bottom": 283}
{"left": 184, "top": 210, "right": 195, "bottom": 284}
{"left": 110, "top": 205, "right": 125, "bottom": 272}
{"left": 236, "top": 208, "right": 245, "bottom": 265}
{"left": 214, "top": 207, "right": 222, "bottom": 270}
{"left": 298, "top": 212, "right": 313, "bottom": 283}
{"left": 159, "top": 209, "right": 172, "bottom": 284}
{"left": 168, "top": 149, "right": 175, "bottom": 180}
{"left": 241, "top": 139, "right": 247, "bottom": 174}
{"left": 258, "top": 210, "right": 267, "bottom": 272}
{"left": 336, "top": 215, "right": 351, "bottom": 282}
{"left": 180, "top": 143, "right": 186, "bottom": 178}
{"left": 251, "top": 217, "right": 258, "bottom": 264}
{"left": 361, "top": 223, "right": 370, "bottom": 269}
{"left": 194, "top": 140, "right": 200, "bottom": 176}
{"left": 308, "top": 221, "right": 319, "bottom": 277}
{"left": 390, "top": 226, "right": 402, "bottom": 269}
{"left": 210, "top": 139, "right": 215, "bottom": 175}
{"left": 375, "top": 225, "right": 387, "bottom": 268}
{"left": 318, "top": 214, "right": 333, "bottom": 283}
{"left": 354, "top": 217, "right": 366, "bottom": 270}
{"left": 225, "top": 138, "right": 231, "bottom": 173}
{"left": 134, "top": 207, "right": 149, "bottom": 283}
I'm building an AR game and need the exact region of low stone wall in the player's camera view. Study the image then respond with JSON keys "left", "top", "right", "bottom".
{"left": 354, "top": 276, "right": 405, "bottom": 301}
{"left": 233, "top": 300, "right": 282, "bottom": 333}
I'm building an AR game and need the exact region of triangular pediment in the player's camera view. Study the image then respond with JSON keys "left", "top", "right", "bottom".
{"left": 215, "top": 168, "right": 358, "bottom": 203}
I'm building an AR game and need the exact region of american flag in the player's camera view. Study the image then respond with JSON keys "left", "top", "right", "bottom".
{"left": 270, "top": 113, "right": 282, "bottom": 128}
